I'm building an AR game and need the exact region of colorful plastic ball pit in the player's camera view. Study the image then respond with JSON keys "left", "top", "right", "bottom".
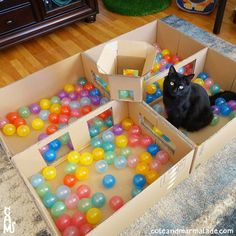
{"left": 135, "top": 162, "right": 149, "bottom": 175}
{"left": 127, "top": 155, "right": 139, "bottom": 168}
{"left": 109, "top": 196, "right": 124, "bottom": 211}
{"left": 146, "top": 84, "right": 157, "bottom": 94}
{"left": 121, "top": 118, "right": 133, "bottom": 131}
{"left": 120, "top": 147, "right": 132, "bottom": 157}
{"left": 43, "top": 192, "right": 57, "bottom": 208}
{"left": 75, "top": 167, "right": 89, "bottom": 180}
{"left": 46, "top": 124, "right": 58, "bottom": 135}
{"left": 79, "top": 223, "right": 94, "bottom": 235}
{"left": 55, "top": 214, "right": 72, "bottom": 232}
{"left": 51, "top": 201, "right": 66, "bottom": 217}
{"left": 17, "top": 125, "right": 30, "bottom": 137}
{"left": 72, "top": 211, "right": 86, "bottom": 228}
{"left": 146, "top": 94, "right": 154, "bottom": 104}
{"left": 2, "top": 124, "right": 16, "bottom": 136}
{"left": 114, "top": 156, "right": 127, "bottom": 169}
{"left": 104, "top": 151, "right": 116, "bottom": 165}
{"left": 140, "top": 135, "right": 153, "bottom": 148}
{"left": 77, "top": 198, "right": 92, "bottom": 213}
{"left": 6, "top": 112, "right": 19, "bottom": 123}
{"left": 39, "top": 99, "right": 51, "bottom": 110}
{"left": 42, "top": 166, "right": 57, "bottom": 180}
{"left": 140, "top": 152, "right": 152, "bottom": 164}
{"left": 31, "top": 174, "right": 45, "bottom": 188}
{"left": 95, "top": 160, "right": 108, "bottom": 173}
{"left": 204, "top": 78, "right": 214, "bottom": 90}
{"left": 56, "top": 185, "right": 71, "bottom": 200}
{"left": 211, "top": 105, "right": 220, "bottom": 115}
{"left": 228, "top": 100, "right": 236, "bottom": 110}
{"left": 76, "top": 184, "right": 91, "bottom": 199}
{"left": 133, "top": 174, "right": 146, "bottom": 189}
{"left": 64, "top": 174, "right": 77, "bottom": 188}
{"left": 29, "top": 103, "right": 41, "bottom": 114}
{"left": 39, "top": 110, "right": 50, "bottom": 121}
{"left": 147, "top": 143, "right": 160, "bottom": 156}
{"left": 43, "top": 149, "right": 57, "bottom": 163}
{"left": 102, "top": 174, "right": 116, "bottom": 189}
{"left": 86, "top": 208, "right": 102, "bottom": 225}
{"left": 0, "top": 118, "right": 8, "bottom": 129}
{"left": 63, "top": 226, "right": 79, "bottom": 236}
{"left": 92, "top": 192, "right": 106, "bottom": 208}
{"left": 65, "top": 193, "right": 79, "bottom": 209}
{"left": 128, "top": 134, "right": 140, "bottom": 147}
{"left": 18, "top": 106, "right": 30, "bottom": 118}
{"left": 102, "top": 130, "right": 115, "bottom": 142}
{"left": 90, "top": 137, "right": 103, "bottom": 148}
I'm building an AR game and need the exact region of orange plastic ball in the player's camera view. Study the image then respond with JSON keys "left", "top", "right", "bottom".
{"left": 50, "top": 104, "right": 61, "bottom": 114}
{"left": 146, "top": 170, "right": 159, "bottom": 184}
{"left": 84, "top": 83, "right": 95, "bottom": 91}
{"left": 61, "top": 105, "right": 71, "bottom": 116}
{"left": 6, "top": 112, "right": 20, "bottom": 123}
{"left": 63, "top": 174, "right": 77, "bottom": 187}
{"left": 13, "top": 118, "right": 26, "bottom": 128}
{"left": 81, "top": 105, "right": 92, "bottom": 115}
{"left": 140, "top": 152, "right": 152, "bottom": 164}
{"left": 135, "top": 162, "right": 149, "bottom": 175}
{"left": 48, "top": 113, "right": 59, "bottom": 124}
{"left": 46, "top": 124, "right": 58, "bottom": 135}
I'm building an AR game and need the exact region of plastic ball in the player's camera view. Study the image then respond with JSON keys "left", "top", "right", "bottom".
{"left": 70, "top": 108, "right": 81, "bottom": 118}
{"left": 162, "top": 135, "right": 170, "bottom": 142}
{"left": 104, "top": 151, "right": 116, "bottom": 164}
{"left": 103, "top": 141, "right": 115, "bottom": 152}
{"left": 162, "top": 49, "right": 170, "bottom": 56}
{"left": 211, "top": 105, "right": 220, "bottom": 115}
{"left": 61, "top": 105, "right": 71, "bottom": 116}
{"left": 121, "top": 118, "right": 133, "bottom": 131}
{"left": 69, "top": 101, "right": 80, "bottom": 110}
{"left": 16, "top": 125, "right": 30, "bottom": 137}
{"left": 109, "top": 196, "right": 124, "bottom": 211}
{"left": 65, "top": 193, "right": 79, "bottom": 209}
{"left": 39, "top": 99, "right": 51, "bottom": 110}
{"left": 51, "top": 201, "right": 66, "bottom": 217}
{"left": 100, "top": 97, "right": 109, "bottom": 105}
{"left": 90, "top": 137, "right": 103, "bottom": 148}
{"left": 140, "top": 135, "right": 154, "bottom": 148}
{"left": 64, "top": 83, "right": 75, "bottom": 93}
{"left": 75, "top": 167, "right": 89, "bottom": 180}
{"left": 95, "top": 160, "right": 108, "bottom": 173}
{"left": 204, "top": 78, "right": 214, "bottom": 90}
{"left": 79, "top": 223, "right": 94, "bottom": 235}
{"left": 59, "top": 115, "right": 69, "bottom": 124}
{"left": 133, "top": 174, "right": 146, "bottom": 189}
{"left": 46, "top": 124, "right": 58, "bottom": 135}
{"left": 38, "top": 133, "right": 47, "bottom": 141}
{"left": 228, "top": 100, "right": 236, "bottom": 110}
{"left": 67, "top": 151, "right": 80, "bottom": 164}
{"left": 80, "top": 152, "right": 93, "bottom": 166}
{"left": 115, "top": 135, "right": 128, "bottom": 148}
{"left": 77, "top": 77, "right": 87, "bottom": 86}
{"left": 112, "top": 124, "right": 123, "bottom": 135}
{"left": 120, "top": 147, "right": 132, "bottom": 157}
{"left": 55, "top": 214, "right": 72, "bottom": 232}
{"left": 135, "top": 162, "right": 149, "bottom": 175}
{"left": 128, "top": 125, "right": 141, "bottom": 136}
{"left": 146, "top": 94, "right": 154, "bottom": 104}
{"left": 127, "top": 155, "right": 139, "bottom": 168}
{"left": 80, "top": 97, "right": 91, "bottom": 107}
{"left": 77, "top": 198, "right": 92, "bottom": 213}
{"left": 31, "top": 174, "right": 45, "bottom": 188}
{"left": 102, "top": 174, "right": 116, "bottom": 189}
{"left": 215, "top": 98, "right": 226, "bottom": 106}
{"left": 81, "top": 105, "right": 92, "bottom": 115}
{"left": 128, "top": 134, "right": 140, "bottom": 147}
{"left": 3, "top": 124, "right": 16, "bottom": 136}
{"left": 51, "top": 96, "right": 61, "bottom": 104}
{"left": 64, "top": 163, "right": 77, "bottom": 174}
{"left": 31, "top": 118, "right": 44, "bottom": 130}
{"left": 58, "top": 90, "right": 68, "bottom": 100}
{"left": 91, "top": 96, "right": 101, "bottom": 106}
{"left": 114, "top": 156, "right": 127, "bottom": 169}
{"left": 43, "top": 192, "right": 57, "bottom": 208}
{"left": 61, "top": 97, "right": 71, "bottom": 106}
{"left": 79, "top": 89, "right": 89, "bottom": 98}
{"left": 131, "top": 187, "right": 142, "bottom": 198}
{"left": 36, "top": 183, "right": 51, "bottom": 198}
{"left": 90, "top": 88, "right": 101, "bottom": 97}
{"left": 56, "top": 185, "right": 71, "bottom": 200}
{"left": 172, "top": 55, "right": 181, "bottom": 64}
{"left": 39, "top": 145, "right": 49, "bottom": 154}
{"left": 119, "top": 90, "right": 130, "bottom": 99}
{"left": 38, "top": 110, "right": 49, "bottom": 121}
{"left": 140, "top": 152, "right": 152, "bottom": 164}
{"left": 29, "top": 103, "right": 41, "bottom": 114}
{"left": 67, "top": 141, "right": 73, "bottom": 150}
{"left": 89, "top": 125, "right": 100, "bottom": 138}
{"left": 86, "top": 208, "right": 102, "bottom": 225}
{"left": 105, "top": 117, "right": 113, "bottom": 128}
{"left": 146, "top": 84, "right": 157, "bottom": 94}
{"left": 197, "top": 72, "right": 208, "bottom": 80}
{"left": 0, "top": 118, "right": 8, "bottom": 129}
{"left": 93, "top": 118, "right": 104, "bottom": 129}
{"left": 102, "top": 130, "right": 115, "bottom": 142}
{"left": 92, "top": 147, "right": 104, "bottom": 161}
{"left": 43, "top": 149, "right": 57, "bottom": 162}
{"left": 152, "top": 104, "right": 163, "bottom": 114}
{"left": 18, "top": 106, "right": 30, "bottom": 118}
{"left": 84, "top": 82, "right": 95, "bottom": 91}
{"left": 42, "top": 166, "right": 57, "bottom": 180}
{"left": 229, "top": 111, "right": 236, "bottom": 120}
{"left": 64, "top": 174, "right": 77, "bottom": 188}
{"left": 194, "top": 78, "right": 204, "bottom": 87}
{"left": 98, "top": 109, "right": 112, "bottom": 120}
{"left": 156, "top": 53, "right": 163, "bottom": 62}
{"left": 48, "top": 139, "right": 61, "bottom": 151}
{"left": 92, "top": 192, "right": 106, "bottom": 208}
{"left": 72, "top": 212, "right": 86, "bottom": 228}
{"left": 219, "top": 104, "right": 232, "bottom": 116}
{"left": 68, "top": 91, "right": 79, "bottom": 101}
{"left": 76, "top": 184, "right": 91, "bottom": 199}
{"left": 63, "top": 226, "right": 80, "bottom": 236}
{"left": 150, "top": 159, "right": 162, "bottom": 171}
{"left": 6, "top": 112, "right": 19, "bottom": 123}
{"left": 210, "top": 83, "right": 221, "bottom": 95}
{"left": 156, "top": 150, "right": 170, "bottom": 164}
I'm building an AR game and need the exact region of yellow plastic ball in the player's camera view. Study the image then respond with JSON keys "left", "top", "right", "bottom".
{"left": 92, "top": 148, "right": 105, "bottom": 161}
{"left": 50, "top": 104, "right": 61, "bottom": 114}
{"left": 156, "top": 78, "right": 164, "bottom": 91}
{"left": 31, "top": 118, "right": 44, "bottom": 130}
{"left": 17, "top": 125, "right": 30, "bottom": 137}
{"left": 146, "top": 84, "right": 157, "bottom": 95}
{"left": 2, "top": 124, "right": 16, "bottom": 136}
{"left": 64, "top": 83, "right": 75, "bottom": 93}
{"left": 67, "top": 151, "right": 80, "bottom": 164}
{"left": 135, "top": 162, "right": 149, "bottom": 175}
{"left": 194, "top": 78, "right": 204, "bottom": 87}
{"left": 152, "top": 63, "right": 161, "bottom": 73}
{"left": 86, "top": 208, "right": 102, "bottom": 225}
{"left": 121, "top": 118, "right": 133, "bottom": 131}
{"left": 115, "top": 135, "right": 128, "bottom": 148}
{"left": 152, "top": 126, "right": 163, "bottom": 136}
{"left": 75, "top": 167, "right": 89, "bottom": 180}
{"left": 162, "top": 49, "right": 170, "bottom": 56}
{"left": 140, "top": 152, "right": 152, "bottom": 164}
{"left": 146, "top": 170, "right": 159, "bottom": 184}
{"left": 42, "top": 166, "right": 57, "bottom": 180}
{"left": 80, "top": 152, "right": 93, "bottom": 166}
{"left": 39, "top": 99, "right": 51, "bottom": 110}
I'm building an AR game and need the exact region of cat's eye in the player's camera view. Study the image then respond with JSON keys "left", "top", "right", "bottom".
{"left": 170, "top": 81, "right": 174, "bottom": 86}
{"left": 179, "top": 85, "right": 184, "bottom": 90}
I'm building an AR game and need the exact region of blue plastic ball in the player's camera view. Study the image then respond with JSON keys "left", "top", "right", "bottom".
{"left": 133, "top": 174, "right": 146, "bottom": 189}
{"left": 178, "top": 67, "right": 185, "bottom": 74}
{"left": 104, "top": 116, "right": 113, "bottom": 127}
{"left": 89, "top": 125, "right": 100, "bottom": 138}
{"left": 219, "top": 104, "right": 232, "bottom": 116}
{"left": 103, "top": 141, "right": 115, "bottom": 152}
{"left": 43, "top": 192, "right": 57, "bottom": 208}
{"left": 31, "top": 174, "right": 45, "bottom": 188}
{"left": 102, "top": 174, "right": 116, "bottom": 189}
{"left": 215, "top": 98, "right": 226, "bottom": 106}
{"left": 56, "top": 185, "right": 71, "bottom": 200}
{"left": 90, "top": 88, "right": 101, "bottom": 97}
{"left": 100, "top": 97, "right": 109, "bottom": 105}
{"left": 43, "top": 149, "right": 57, "bottom": 162}
{"left": 90, "top": 138, "right": 103, "bottom": 148}
{"left": 80, "top": 97, "right": 91, "bottom": 106}
{"left": 48, "top": 139, "right": 61, "bottom": 151}
{"left": 39, "top": 110, "right": 50, "bottom": 121}
{"left": 197, "top": 72, "right": 208, "bottom": 80}
{"left": 95, "top": 160, "right": 108, "bottom": 173}
{"left": 153, "top": 89, "right": 163, "bottom": 99}
{"left": 131, "top": 187, "right": 142, "bottom": 198}
{"left": 114, "top": 156, "right": 127, "bottom": 169}
{"left": 147, "top": 143, "right": 160, "bottom": 156}
{"left": 102, "top": 130, "right": 115, "bottom": 142}
{"left": 165, "top": 63, "right": 173, "bottom": 69}
{"left": 69, "top": 101, "right": 80, "bottom": 109}
{"left": 153, "top": 104, "right": 163, "bottom": 114}
{"left": 146, "top": 94, "right": 154, "bottom": 104}
{"left": 156, "top": 53, "right": 163, "bottom": 62}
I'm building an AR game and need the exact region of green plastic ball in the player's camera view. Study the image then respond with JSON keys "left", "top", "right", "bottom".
{"left": 91, "top": 192, "right": 106, "bottom": 208}
{"left": 210, "top": 83, "right": 220, "bottom": 95}
{"left": 51, "top": 96, "right": 61, "bottom": 104}
{"left": 64, "top": 163, "right": 77, "bottom": 173}
{"left": 77, "top": 198, "right": 92, "bottom": 213}
{"left": 210, "top": 114, "right": 220, "bottom": 126}
{"left": 36, "top": 183, "right": 51, "bottom": 198}
{"left": 18, "top": 106, "right": 30, "bottom": 118}
{"left": 59, "top": 133, "right": 70, "bottom": 145}
{"left": 77, "top": 77, "right": 87, "bottom": 86}
{"left": 93, "top": 118, "right": 104, "bottom": 129}
{"left": 120, "top": 147, "right": 132, "bottom": 157}
{"left": 229, "top": 111, "right": 236, "bottom": 120}
{"left": 104, "top": 151, "right": 116, "bottom": 164}
{"left": 51, "top": 201, "right": 66, "bottom": 217}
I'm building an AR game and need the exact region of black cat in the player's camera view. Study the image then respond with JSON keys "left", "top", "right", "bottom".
{"left": 163, "top": 65, "right": 213, "bottom": 131}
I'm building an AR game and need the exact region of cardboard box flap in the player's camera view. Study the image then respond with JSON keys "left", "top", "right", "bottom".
{"left": 97, "top": 41, "right": 118, "bottom": 74}
{"left": 142, "top": 45, "right": 156, "bottom": 76}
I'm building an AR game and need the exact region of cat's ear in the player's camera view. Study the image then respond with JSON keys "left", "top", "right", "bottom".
{"left": 185, "top": 74, "right": 195, "bottom": 85}
{"left": 168, "top": 65, "right": 176, "bottom": 76}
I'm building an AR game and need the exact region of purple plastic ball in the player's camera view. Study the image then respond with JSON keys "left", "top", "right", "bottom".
{"left": 90, "top": 96, "right": 101, "bottom": 106}
{"left": 38, "top": 133, "right": 48, "bottom": 141}
{"left": 39, "top": 145, "right": 49, "bottom": 154}
{"left": 112, "top": 124, "right": 123, "bottom": 135}
{"left": 58, "top": 90, "right": 68, "bottom": 100}
{"left": 79, "top": 90, "right": 89, "bottom": 98}
{"left": 67, "top": 141, "right": 74, "bottom": 150}
{"left": 29, "top": 103, "right": 41, "bottom": 114}
{"left": 211, "top": 105, "right": 220, "bottom": 115}
{"left": 68, "top": 92, "right": 79, "bottom": 101}
{"left": 227, "top": 100, "right": 236, "bottom": 111}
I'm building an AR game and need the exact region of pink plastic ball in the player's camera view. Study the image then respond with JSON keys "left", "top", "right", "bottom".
{"left": 127, "top": 155, "right": 139, "bottom": 168}
{"left": 156, "top": 150, "right": 170, "bottom": 165}
{"left": 63, "top": 226, "right": 80, "bottom": 236}
{"left": 204, "top": 78, "right": 214, "bottom": 90}
{"left": 59, "top": 115, "right": 69, "bottom": 124}
{"left": 76, "top": 184, "right": 91, "bottom": 199}
{"left": 65, "top": 193, "right": 79, "bottom": 209}
{"left": 72, "top": 211, "right": 86, "bottom": 227}
{"left": 68, "top": 92, "right": 79, "bottom": 101}
{"left": 0, "top": 118, "right": 8, "bottom": 129}
{"left": 80, "top": 223, "right": 94, "bottom": 235}
{"left": 61, "top": 98, "right": 71, "bottom": 106}
{"left": 75, "top": 85, "right": 83, "bottom": 94}
{"left": 150, "top": 159, "right": 162, "bottom": 171}
{"left": 109, "top": 196, "right": 124, "bottom": 211}
{"left": 128, "top": 125, "right": 142, "bottom": 136}
{"left": 172, "top": 55, "right": 181, "bottom": 64}
{"left": 55, "top": 214, "right": 72, "bottom": 232}
{"left": 128, "top": 134, "right": 140, "bottom": 147}
{"left": 79, "top": 89, "right": 89, "bottom": 98}
{"left": 71, "top": 109, "right": 81, "bottom": 118}
{"left": 160, "top": 59, "right": 167, "bottom": 67}
{"left": 140, "top": 135, "right": 153, "bottom": 148}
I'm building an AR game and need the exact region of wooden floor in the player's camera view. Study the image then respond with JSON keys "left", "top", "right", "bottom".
{"left": 0, "top": 0, "right": 235, "bottom": 87}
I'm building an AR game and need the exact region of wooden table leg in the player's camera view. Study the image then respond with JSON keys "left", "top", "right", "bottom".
{"left": 213, "top": 0, "right": 228, "bottom": 34}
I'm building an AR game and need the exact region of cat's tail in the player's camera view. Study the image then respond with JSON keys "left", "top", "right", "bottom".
{"left": 209, "top": 91, "right": 236, "bottom": 106}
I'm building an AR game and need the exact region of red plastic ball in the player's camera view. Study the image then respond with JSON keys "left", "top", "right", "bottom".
{"left": 128, "top": 134, "right": 141, "bottom": 147}
{"left": 55, "top": 214, "right": 72, "bottom": 232}
{"left": 64, "top": 174, "right": 77, "bottom": 188}
{"left": 61, "top": 105, "right": 71, "bottom": 116}
{"left": 83, "top": 82, "right": 95, "bottom": 91}
{"left": 80, "top": 105, "right": 92, "bottom": 115}
{"left": 163, "top": 55, "right": 172, "bottom": 63}
{"left": 76, "top": 184, "right": 91, "bottom": 199}
{"left": 59, "top": 115, "right": 70, "bottom": 124}
{"left": 71, "top": 109, "right": 81, "bottom": 118}
{"left": 72, "top": 212, "right": 86, "bottom": 228}
{"left": 140, "top": 135, "right": 153, "bottom": 148}
{"left": 75, "top": 85, "right": 83, "bottom": 93}
{"left": 109, "top": 196, "right": 124, "bottom": 211}
{"left": 13, "top": 118, "right": 26, "bottom": 128}
{"left": 6, "top": 112, "right": 20, "bottom": 123}
{"left": 172, "top": 55, "right": 181, "bottom": 64}
{"left": 128, "top": 125, "right": 142, "bottom": 136}
{"left": 49, "top": 113, "right": 59, "bottom": 124}
{"left": 79, "top": 223, "right": 94, "bottom": 235}
{"left": 98, "top": 110, "right": 111, "bottom": 120}
{"left": 63, "top": 226, "right": 80, "bottom": 236}
{"left": 46, "top": 124, "right": 58, "bottom": 135}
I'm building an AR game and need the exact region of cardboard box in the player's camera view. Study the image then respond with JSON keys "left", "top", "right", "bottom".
{"left": 144, "top": 47, "right": 236, "bottom": 172}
